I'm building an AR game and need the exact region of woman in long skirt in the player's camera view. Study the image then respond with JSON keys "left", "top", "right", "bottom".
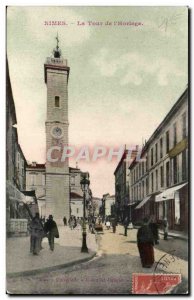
{"left": 137, "top": 217, "right": 154, "bottom": 268}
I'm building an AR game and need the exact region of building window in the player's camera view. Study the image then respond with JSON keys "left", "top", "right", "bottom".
{"left": 160, "top": 166, "right": 164, "bottom": 187}
{"left": 151, "top": 173, "right": 154, "bottom": 192}
{"left": 173, "top": 156, "right": 178, "bottom": 184}
{"left": 77, "top": 208, "right": 79, "bottom": 214}
{"left": 21, "top": 160, "right": 24, "bottom": 176}
{"left": 142, "top": 181, "right": 145, "bottom": 198}
{"left": 166, "top": 161, "right": 170, "bottom": 187}
{"left": 70, "top": 176, "right": 75, "bottom": 186}
{"left": 160, "top": 137, "right": 163, "bottom": 159}
{"left": 155, "top": 169, "right": 158, "bottom": 191}
{"left": 55, "top": 96, "right": 60, "bottom": 108}
{"left": 182, "top": 112, "right": 187, "bottom": 139}
{"left": 182, "top": 149, "right": 187, "bottom": 180}
{"left": 42, "top": 174, "right": 45, "bottom": 186}
{"left": 151, "top": 148, "right": 154, "bottom": 166}
{"left": 173, "top": 123, "right": 177, "bottom": 147}
{"left": 166, "top": 131, "right": 170, "bottom": 153}
{"left": 146, "top": 156, "right": 148, "bottom": 172}
{"left": 31, "top": 174, "right": 36, "bottom": 186}
{"left": 142, "top": 161, "right": 144, "bottom": 175}
{"left": 139, "top": 183, "right": 141, "bottom": 200}
{"left": 146, "top": 177, "right": 149, "bottom": 195}
{"left": 139, "top": 163, "right": 141, "bottom": 178}
{"left": 17, "top": 153, "right": 20, "bottom": 171}
{"left": 155, "top": 143, "right": 158, "bottom": 163}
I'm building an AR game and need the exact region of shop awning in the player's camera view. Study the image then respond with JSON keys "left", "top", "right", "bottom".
{"left": 6, "top": 181, "right": 36, "bottom": 204}
{"left": 135, "top": 196, "right": 152, "bottom": 209}
{"left": 6, "top": 181, "right": 25, "bottom": 202}
{"left": 155, "top": 183, "right": 188, "bottom": 202}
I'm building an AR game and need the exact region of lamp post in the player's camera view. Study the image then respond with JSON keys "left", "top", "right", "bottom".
{"left": 80, "top": 173, "right": 90, "bottom": 253}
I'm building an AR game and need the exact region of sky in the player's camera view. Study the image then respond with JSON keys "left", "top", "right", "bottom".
{"left": 7, "top": 6, "right": 188, "bottom": 198}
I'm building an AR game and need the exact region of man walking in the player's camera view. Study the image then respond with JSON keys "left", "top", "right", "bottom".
{"left": 149, "top": 216, "right": 159, "bottom": 244}
{"left": 123, "top": 217, "right": 128, "bottom": 236}
{"left": 112, "top": 218, "right": 117, "bottom": 233}
{"left": 163, "top": 218, "right": 168, "bottom": 240}
{"left": 44, "top": 215, "right": 59, "bottom": 251}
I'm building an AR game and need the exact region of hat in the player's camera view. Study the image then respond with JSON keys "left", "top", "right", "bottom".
{"left": 49, "top": 215, "right": 53, "bottom": 219}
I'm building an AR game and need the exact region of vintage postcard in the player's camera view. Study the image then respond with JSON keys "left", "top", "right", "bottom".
{"left": 6, "top": 6, "right": 189, "bottom": 295}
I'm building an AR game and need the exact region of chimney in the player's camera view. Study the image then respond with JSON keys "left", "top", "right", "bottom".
{"left": 32, "top": 161, "right": 36, "bottom": 167}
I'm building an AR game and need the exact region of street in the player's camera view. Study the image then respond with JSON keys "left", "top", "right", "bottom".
{"left": 7, "top": 225, "right": 188, "bottom": 294}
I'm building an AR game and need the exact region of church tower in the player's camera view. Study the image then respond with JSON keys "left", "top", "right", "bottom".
{"left": 44, "top": 36, "right": 70, "bottom": 224}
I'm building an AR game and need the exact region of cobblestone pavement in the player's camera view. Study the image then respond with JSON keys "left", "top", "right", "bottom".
{"left": 7, "top": 225, "right": 188, "bottom": 294}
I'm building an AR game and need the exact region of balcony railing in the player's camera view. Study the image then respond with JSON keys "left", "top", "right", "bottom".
{"left": 46, "top": 57, "right": 68, "bottom": 66}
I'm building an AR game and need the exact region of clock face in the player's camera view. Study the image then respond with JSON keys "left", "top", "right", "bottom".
{"left": 51, "top": 126, "right": 63, "bottom": 139}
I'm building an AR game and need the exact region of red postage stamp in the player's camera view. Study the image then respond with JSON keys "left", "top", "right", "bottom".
{"left": 132, "top": 273, "right": 181, "bottom": 294}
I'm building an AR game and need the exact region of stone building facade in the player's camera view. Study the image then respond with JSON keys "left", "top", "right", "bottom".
{"left": 101, "top": 193, "right": 115, "bottom": 218}
{"left": 6, "top": 59, "right": 36, "bottom": 235}
{"left": 114, "top": 148, "right": 139, "bottom": 222}
{"left": 129, "top": 87, "right": 188, "bottom": 231}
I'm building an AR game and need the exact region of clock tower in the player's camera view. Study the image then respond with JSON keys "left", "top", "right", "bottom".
{"left": 44, "top": 36, "right": 70, "bottom": 224}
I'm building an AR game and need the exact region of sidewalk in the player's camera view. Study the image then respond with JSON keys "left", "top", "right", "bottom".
{"left": 133, "top": 225, "right": 188, "bottom": 241}
{"left": 159, "top": 230, "right": 188, "bottom": 241}
{"left": 7, "top": 226, "right": 97, "bottom": 277}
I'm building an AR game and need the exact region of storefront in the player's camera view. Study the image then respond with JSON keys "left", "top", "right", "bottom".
{"left": 6, "top": 181, "right": 38, "bottom": 236}
{"left": 155, "top": 182, "right": 188, "bottom": 231}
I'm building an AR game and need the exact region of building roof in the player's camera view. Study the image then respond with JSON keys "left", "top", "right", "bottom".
{"left": 114, "top": 150, "right": 128, "bottom": 175}
{"left": 27, "top": 163, "right": 46, "bottom": 169}
{"left": 114, "top": 149, "right": 138, "bottom": 175}
{"left": 69, "top": 167, "right": 80, "bottom": 171}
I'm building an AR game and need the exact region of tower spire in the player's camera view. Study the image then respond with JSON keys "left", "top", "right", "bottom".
{"left": 56, "top": 32, "right": 59, "bottom": 50}
{"left": 53, "top": 33, "right": 61, "bottom": 58}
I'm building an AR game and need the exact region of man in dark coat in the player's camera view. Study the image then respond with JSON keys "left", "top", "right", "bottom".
{"left": 112, "top": 218, "right": 117, "bottom": 233}
{"left": 149, "top": 216, "right": 159, "bottom": 244}
{"left": 44, "top": 215, "right": 59, "bottom": 251}
{"left": 63, "top": 216, "right": 67, "bottom": 226}
{"left": 123, "top": 217, "right": 128, "bottom": 236}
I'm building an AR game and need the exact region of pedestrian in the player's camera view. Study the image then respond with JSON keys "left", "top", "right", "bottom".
{"left": 29, "top": 213, "right": 44, "bottom": 255}
{"left": 123, "top": 217, "right": 128, "bottom": 236}
{"left": 112, "top": 218, "right": 117, "bottom": 233}
{"left": 44, "top": 215, "right": 59, "bottom": 251}
{"left": 106, "top": 220, "right": 110, "bottom": 230}
{"left": 137, "top": 217, "right": 155, "bottom": 268}
{"left": 149, "top": 216, "right": 159, "bottom": 244}
{"left": 73, "top": 216, "right": 77, "bottom": 228}
{"left": 163, "top": 218, "right": 168, "bottom": 240}
{"left": 63, "top": 216, "right": 67, "bottom": 226}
